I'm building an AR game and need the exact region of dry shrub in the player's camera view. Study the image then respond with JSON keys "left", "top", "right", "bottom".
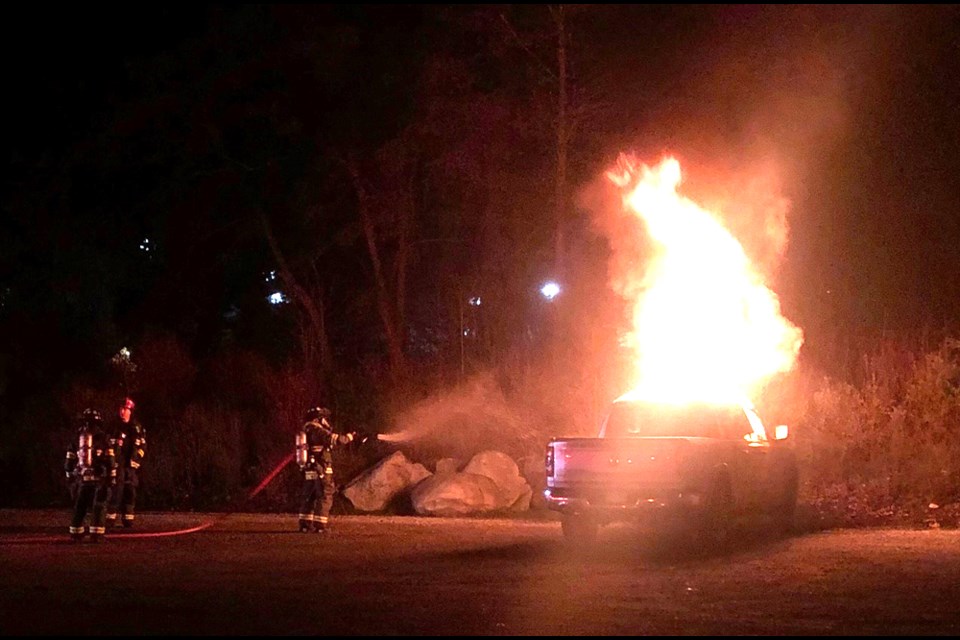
{"left": 796, "top": 337, "right": 960, "bottom": 524}
{"left": 146, "top": 402, "right": 245, "bottom": 509}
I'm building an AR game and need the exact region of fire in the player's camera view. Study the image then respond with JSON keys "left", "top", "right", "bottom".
{"left": 607, "top": 155, "right": 803, "bottom": 407}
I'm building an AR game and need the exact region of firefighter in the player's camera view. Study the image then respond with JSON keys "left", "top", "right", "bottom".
{"left": 106, "top": 396, "right": 146, "bottom": 528}
{"left": 65, "top": 408, "right": 116, "bottom": 542}
{"left": 295, "top": 406, "right": 356, "bottom": 533}
{"left": 64, "top": 430, "right": 81, "bottom": 504}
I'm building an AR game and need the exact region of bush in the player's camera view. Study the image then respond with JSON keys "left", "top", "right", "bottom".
{"left": 793, "top": 337, "right": 960, "bottom": 526}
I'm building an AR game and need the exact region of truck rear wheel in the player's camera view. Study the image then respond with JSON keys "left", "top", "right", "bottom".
{"left": 691, "top": 478, "right": 733, "bottom": 549}
{"left": 771, "top": 468, "right": 799, "bottom": 534}
{"left": 561, "top": 513, "right": 598, "bottom": 545}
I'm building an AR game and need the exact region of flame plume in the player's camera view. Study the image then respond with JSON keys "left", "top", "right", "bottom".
{"left": 607, "top": 155, "right": 803, "bottom": 406}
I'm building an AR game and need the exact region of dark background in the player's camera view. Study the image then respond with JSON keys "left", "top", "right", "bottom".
{"left": 3, "top": 5, "right": 959, "bottom": 506}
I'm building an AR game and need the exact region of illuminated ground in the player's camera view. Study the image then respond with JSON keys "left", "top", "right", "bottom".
{"left": 1, "top": 509, "right": 958, "bottom": 635}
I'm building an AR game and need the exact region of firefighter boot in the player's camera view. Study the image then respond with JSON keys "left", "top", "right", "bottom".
{"left": 314, "top": 521, "right": 327, "bottom": 534}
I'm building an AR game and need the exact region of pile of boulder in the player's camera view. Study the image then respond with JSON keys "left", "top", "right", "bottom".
{"left": 342, "top": 449, "right": 539, "bottom": 516}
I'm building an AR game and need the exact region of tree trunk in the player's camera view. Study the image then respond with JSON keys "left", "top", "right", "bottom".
{"left": 346, "top": 156, "right": 407, "bottom": 383}
{"left": 261, "top": 216, "right": 333, "bottom": 379}
{"left": 553, "top": 4, "right": 569, "bottom": 278}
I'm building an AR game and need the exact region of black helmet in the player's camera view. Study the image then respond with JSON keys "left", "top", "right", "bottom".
{"left": 304, "top": 406, "right": 331, "bottom": 421}
{"left": 80, "top": 408, "right": 103, "bottom": 426}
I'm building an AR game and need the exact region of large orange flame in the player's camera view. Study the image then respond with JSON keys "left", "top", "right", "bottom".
{"left": 607, "top": 155, "right": 803, "bottom": 407}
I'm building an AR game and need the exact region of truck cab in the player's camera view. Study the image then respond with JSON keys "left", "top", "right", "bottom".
{"left": 544, "top": 399, "right": 798, "bottom": 545}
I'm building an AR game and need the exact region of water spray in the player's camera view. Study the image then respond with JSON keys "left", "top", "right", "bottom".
{"left": 374, "top": 432, "right": 408, "bottom": 443}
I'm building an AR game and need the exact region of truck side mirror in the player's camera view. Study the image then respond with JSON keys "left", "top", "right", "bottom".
{"left": 773, "top": 424, "right": 789, "bottom": 441}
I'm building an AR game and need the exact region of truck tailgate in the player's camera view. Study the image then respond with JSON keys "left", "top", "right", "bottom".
{"left": 548, "top": 437, "right": 692, "bottom": 488}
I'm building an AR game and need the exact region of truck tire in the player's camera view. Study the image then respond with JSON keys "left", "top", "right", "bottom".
{"left": 561, "top": 513, "right": 598, "bottom": 545}
{"left": 692, "top": 477, "right": 733, "bottom": 549}
{"left": 771, "top": 468, "right": 799, "bottom": 534}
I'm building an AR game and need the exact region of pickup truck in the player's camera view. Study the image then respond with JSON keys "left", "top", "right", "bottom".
{"left": 543, "top": 398, "right": 798, "bottom": 545}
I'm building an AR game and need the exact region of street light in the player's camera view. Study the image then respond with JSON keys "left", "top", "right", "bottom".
{"left": 459, "top": 291, "right": 482, "bottom": 382}
{"left": 540, "top": 280, "right": 561, "bottom": 301}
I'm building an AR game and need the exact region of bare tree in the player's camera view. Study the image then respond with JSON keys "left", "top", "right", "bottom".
{"left": 261, "top": 215, "right": 334, "bottom": 384}
{"left": 497, "top": 5, "right": 610, "bottom": 279}
{"left": 344, "top": 137, "right": 418, "bottom": 385}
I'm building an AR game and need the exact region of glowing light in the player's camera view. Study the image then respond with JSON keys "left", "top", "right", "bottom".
{"left": 265, "top": 270, "right": 277, "bottom": 283}
{"left": 606, "top": 154, "right": 803, "bottom": 406}
{"left": 540, "top": 281, "right": 561, "bottom": 300}
{"left": 138, "top": 238, "right": 152, "bottom": 252}
{"left": 469, "top": 296, "right": 482, "bottom": 306}
{"left": 268, "top": 292, "right": 288, "bottom": 305}
{"left": 110, "top": 347, "right": 137, "bottom": 377}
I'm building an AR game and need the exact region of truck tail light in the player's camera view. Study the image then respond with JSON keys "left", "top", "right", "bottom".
{"left": 545, "top": 443, "right": 555, "bottom": 478}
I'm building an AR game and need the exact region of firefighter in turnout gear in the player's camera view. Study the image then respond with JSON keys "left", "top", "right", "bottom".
{"left": 65, "top": 409, "right": 116, "bottom": 542}
{"left": 296, "top": 406, "right": 355, "bottom": 533}
{"left": 106, "top": 397, "right": 146, "bottom": 528}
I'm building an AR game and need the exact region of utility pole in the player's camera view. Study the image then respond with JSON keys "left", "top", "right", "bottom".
{"left": 554, "top": 3, "right": 568, "bottom": 278}
{"left": 458, "top": 287, "right": 465, "bottom": 382}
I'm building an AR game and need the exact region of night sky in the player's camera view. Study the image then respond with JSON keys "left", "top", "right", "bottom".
{"left": 4, "top": 4, "right": 960, "bottom": 394}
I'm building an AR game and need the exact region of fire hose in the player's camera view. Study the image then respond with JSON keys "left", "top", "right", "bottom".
{"left": 2, "top": 433, "right": 380, "bottom": 545}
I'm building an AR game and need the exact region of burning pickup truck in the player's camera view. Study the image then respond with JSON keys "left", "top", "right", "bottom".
{"left": 543, "top": 398, "right": 798, "bottom": 545}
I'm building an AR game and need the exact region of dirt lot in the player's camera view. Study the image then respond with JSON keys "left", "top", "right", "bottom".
{"left": 2, "top": 509, "right": 959, "bottom": 636}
